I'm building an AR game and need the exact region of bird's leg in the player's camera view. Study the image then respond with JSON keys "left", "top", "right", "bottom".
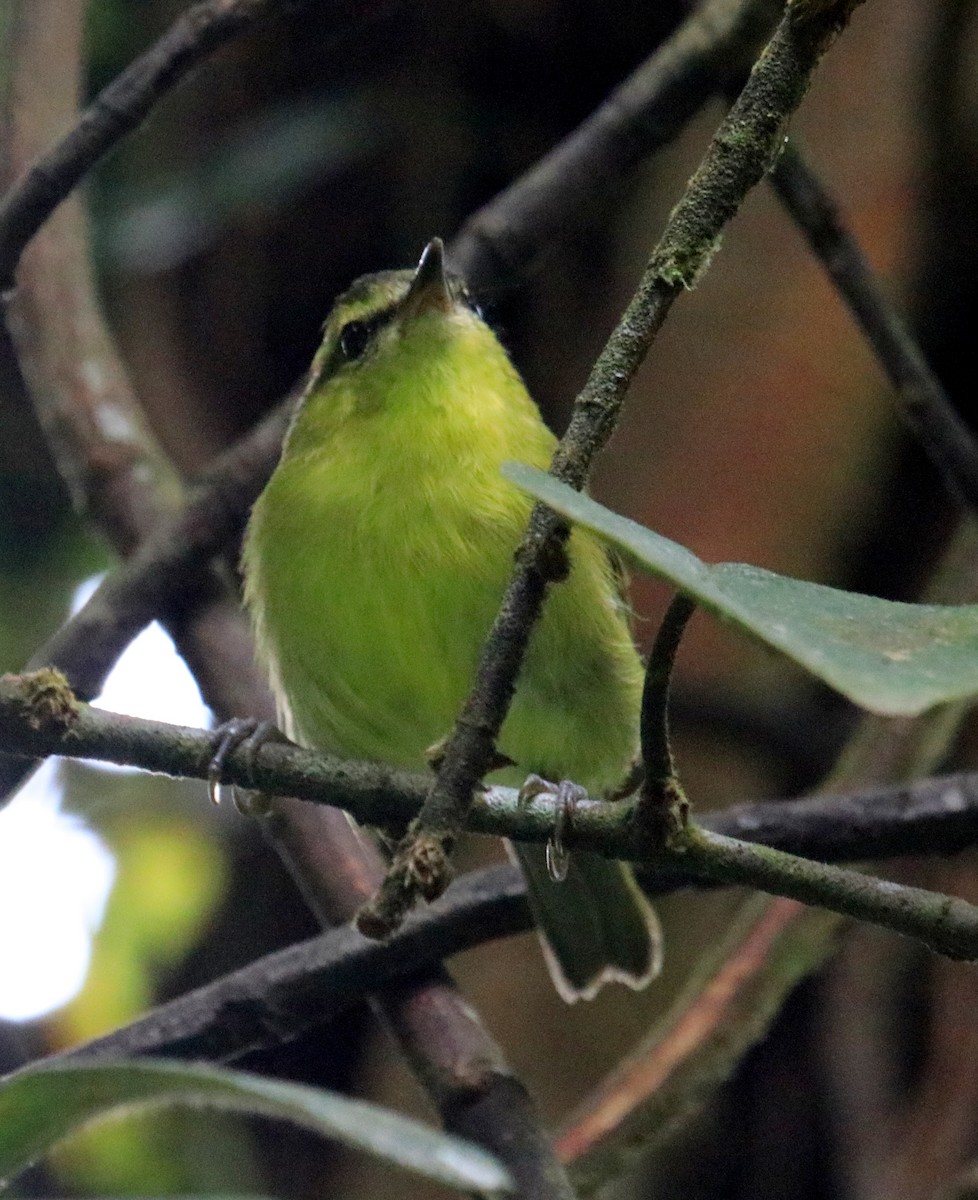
{"left": 517, "top": 775, "right": 586, "bottom": 883}
{"left": 206, "top": 717, "right": 286, "bottom": 815}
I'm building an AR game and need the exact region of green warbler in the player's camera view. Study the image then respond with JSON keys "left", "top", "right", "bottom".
{"left": 242, "top": 239, "right": 661, "bottom": 1000}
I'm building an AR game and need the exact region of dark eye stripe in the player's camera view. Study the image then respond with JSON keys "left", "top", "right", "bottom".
{"left": 338, "top": 305, "right": 397, "bottom": 362}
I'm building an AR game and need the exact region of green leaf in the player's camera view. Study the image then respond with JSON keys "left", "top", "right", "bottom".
{"left": 0, "top": 1059, "right": 512, "bottom": 1196}
{"left": 504, "top": 462, "right": 978, "bottom": 717}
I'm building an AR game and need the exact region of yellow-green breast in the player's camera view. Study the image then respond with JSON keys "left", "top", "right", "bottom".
{"left": 242, "top": 267, "right": 643, "bottom": 795}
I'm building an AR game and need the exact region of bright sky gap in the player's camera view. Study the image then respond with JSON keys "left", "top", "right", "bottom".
{"left": 0, "top": 576, "right": 212, "bottom": 1022}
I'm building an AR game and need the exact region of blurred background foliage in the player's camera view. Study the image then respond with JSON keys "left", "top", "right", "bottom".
{"left": 1, "top": 0, "right": 977, "bottom": 1197}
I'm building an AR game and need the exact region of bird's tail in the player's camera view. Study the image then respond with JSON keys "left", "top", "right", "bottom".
{"left": 508, "top": 842, "right": 663, "bottom": 1002}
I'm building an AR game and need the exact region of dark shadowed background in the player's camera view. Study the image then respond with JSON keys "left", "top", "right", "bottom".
{"left": 0, "top": 2, "right": 975, "bottom": 1197}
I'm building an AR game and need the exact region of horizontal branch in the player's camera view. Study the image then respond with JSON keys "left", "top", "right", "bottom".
{"left": 6, "top": 671, "right": 978, "bottom": 964}
{"left": 6, "top": 670, "right": 978, "bottom": 867}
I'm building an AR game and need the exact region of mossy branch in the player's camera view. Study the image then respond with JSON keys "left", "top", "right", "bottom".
{"left": 8, "top": 671, "right": 978, "bottom": 967}
{"left": 369, "top": 0, "right": 871, "bottom": 936}
{"left": 679, "top": 827, "right": 978, "bottom": 961}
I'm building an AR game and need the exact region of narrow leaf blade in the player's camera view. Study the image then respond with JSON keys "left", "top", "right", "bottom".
{"left": 0, "top": 1059, "right": 512, "bottom": 1195}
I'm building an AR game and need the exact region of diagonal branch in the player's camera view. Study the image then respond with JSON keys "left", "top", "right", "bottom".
{"left": 771, "top": 140, "right": 978, "bottom": 518}
{"left": 60, "top": 866, "right": 530, "bottom": 1068}
{"left": 449, "top": 0, "right": 780, "bottom": 290}
{"left": 29, "top": 396, "right": 295, "bottom": 701}
{"left": 0, "top": 393, "right": 295, "bottom": 806}
{"left": 0, "top": 0, "right": 331, "bottom": 289}
{"left": 366, "top": 0, "right": 872, "bottom": 936}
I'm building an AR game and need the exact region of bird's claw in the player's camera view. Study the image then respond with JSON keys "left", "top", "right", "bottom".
{"left": 517, "top": 775, "right": 586, "bottom": 883}
{"left": 206, "top": 718, "right": 282, "bottom": 812}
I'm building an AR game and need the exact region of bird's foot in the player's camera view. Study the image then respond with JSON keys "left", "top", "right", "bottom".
{"left": 206, "top": 717, "right": 285, "bottom": 815}
{"left": 517, "top": 775, "right": 587, "bottom": 883}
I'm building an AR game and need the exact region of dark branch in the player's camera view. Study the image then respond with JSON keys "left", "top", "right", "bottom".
{"left": 771, "top": 141, "right": 978, "bottom": 519}
{"left": 61, "top": 866, "right": 529, "bottom": 1066}
{"left": 0, "top": 0, "right": 325, "bottom": 289}
{"left": 5, "top": 673, "right": 978, "bottom": 874}
{"left": 449, "top": 0, "right": 780, "bottom": 290}
{"left": 367, "top": 0, "right": 871, "bottom": 935}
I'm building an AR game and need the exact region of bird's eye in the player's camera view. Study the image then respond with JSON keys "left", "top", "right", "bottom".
{"left": 339, "top": 319, "right": 372, "bottom": 361}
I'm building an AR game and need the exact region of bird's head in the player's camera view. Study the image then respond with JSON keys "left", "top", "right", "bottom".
{"left": 305, "top": 238, "right": 489, "bottom": 394}
{"left": 282, "top": 239, "right": 525, "bottom": 463}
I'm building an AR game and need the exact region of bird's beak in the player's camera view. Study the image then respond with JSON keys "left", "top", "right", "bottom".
{"left": 402, "top": 238, "right": 453, "bottom": 317}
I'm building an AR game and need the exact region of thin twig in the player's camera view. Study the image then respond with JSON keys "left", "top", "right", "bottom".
{"left": 366, "top": 0, "right": 872, "bottom": 936}
{"left": 771, "top": 140, "right": 978, "bottom": 518}
{"left": 640, "top": 596, "right": 697, "bottom": 789}
{"left": 637, "top": 594, "right": 696, "bottom": 836}
{"left": 449, "top": 0, "right": 780, "bottom": 290}
{"left": 0, "top": 0, "right": 326, "bottom": 290}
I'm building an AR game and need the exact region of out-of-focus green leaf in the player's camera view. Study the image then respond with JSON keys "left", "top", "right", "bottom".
{"left": 505, "top": 463, "right": 978, "bottom": 717}
{"left": 0, "top": 1059, "right": 513, "bottom": 1196}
